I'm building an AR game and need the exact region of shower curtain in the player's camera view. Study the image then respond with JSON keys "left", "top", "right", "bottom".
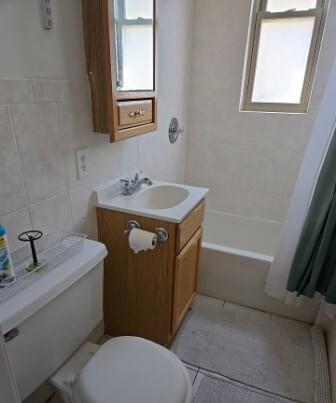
{"left": 287, "top": 128, "right": 336, "bottom": 306}
{"left": 265, "top": 57, "right": 336, "bottom": 317}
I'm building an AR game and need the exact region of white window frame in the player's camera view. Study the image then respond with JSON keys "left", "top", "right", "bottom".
{"left": 241, "top": 0, "right": 328, "bottom": 113}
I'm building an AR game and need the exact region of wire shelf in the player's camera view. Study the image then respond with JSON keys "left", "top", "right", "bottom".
{"left": 0, "top": 231, "right": 87, "bottom": 304}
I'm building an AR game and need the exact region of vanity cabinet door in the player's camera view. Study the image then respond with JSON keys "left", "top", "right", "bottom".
{"left": 172, "top": 228, "right": 202, "bottom": 334}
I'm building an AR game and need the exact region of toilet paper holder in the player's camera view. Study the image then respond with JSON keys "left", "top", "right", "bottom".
{"left": 124, "top": 220, "right": 169, "bottom": 243}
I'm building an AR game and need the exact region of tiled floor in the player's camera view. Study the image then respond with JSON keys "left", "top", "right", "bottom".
{"left": 172, "top": 294, "right": 330, "bottom": 403}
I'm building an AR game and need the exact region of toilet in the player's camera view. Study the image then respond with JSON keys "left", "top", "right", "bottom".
{"left": 2, "top": 240, "right": 191, "bottom": 403}
{"left": 52, "top": 336, "right": 192, "bottom": 403}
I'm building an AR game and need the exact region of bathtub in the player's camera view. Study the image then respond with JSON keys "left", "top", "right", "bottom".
{"left": 198, "top": 210, "right": 319, "bottom": 322}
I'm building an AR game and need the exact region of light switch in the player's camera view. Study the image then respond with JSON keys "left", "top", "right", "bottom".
{"left": 75, "top": 148, "right": 89, "bottom": 180}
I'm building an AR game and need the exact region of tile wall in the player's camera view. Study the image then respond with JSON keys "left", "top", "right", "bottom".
{"left": 186, "top": 0, "right": 336, "bottom": 222}
{"left": 0, "top": 0, "right": 194, "bottom": 251}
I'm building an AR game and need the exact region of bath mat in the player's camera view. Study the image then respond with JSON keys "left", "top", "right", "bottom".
{"left": 172, "top": 297, "right": 330, "bottom": 403}
{"left": 194, "top": 374, "right": 297, "bottom": 403}
{"left": 311, "top": 326, "right": 331, "bottom": 403}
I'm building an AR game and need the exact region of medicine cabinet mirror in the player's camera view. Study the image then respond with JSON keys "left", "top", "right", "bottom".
{"left": 82, "top": 0, "right": 157, "bottom": 142}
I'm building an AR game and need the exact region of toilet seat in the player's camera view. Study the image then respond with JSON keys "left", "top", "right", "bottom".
{"left": 75, "top": 337, "right": 192, "bottom": 403}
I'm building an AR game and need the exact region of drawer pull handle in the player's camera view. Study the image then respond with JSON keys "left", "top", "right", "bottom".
{"left": 129, "top": 109, "right": 145, "bottom": 118}
{"left": 4, "top": 328, "right": 19, "bottom": 343}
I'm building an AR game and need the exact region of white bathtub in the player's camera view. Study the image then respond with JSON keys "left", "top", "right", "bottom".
{"left": 199, "top": 210, "right": 319, "bottom": 322}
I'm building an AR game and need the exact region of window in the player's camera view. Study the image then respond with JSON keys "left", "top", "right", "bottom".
{"left": 242, "top": 0, "right": 327, "bottom": 113}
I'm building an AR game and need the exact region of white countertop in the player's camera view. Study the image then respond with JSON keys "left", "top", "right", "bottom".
{"left": 94, "top": 180, "right": 209, "bottom": 223}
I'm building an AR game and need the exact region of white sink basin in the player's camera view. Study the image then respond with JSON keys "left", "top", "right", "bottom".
{"left": 94, "top": 180, "right": 208, "bottom": 223}
{"left": 133, "top": 186, "right": 189, "bottom": 210}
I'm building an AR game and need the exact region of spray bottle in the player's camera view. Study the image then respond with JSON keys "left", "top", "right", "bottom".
{"left": 0, "top": 225, "right": 16, "bottom": 287}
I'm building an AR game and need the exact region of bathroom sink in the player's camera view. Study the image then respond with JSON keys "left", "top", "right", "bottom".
{"left": 95, "top": 180, "right": 208, "bottom": 223}
{"left": 133, "top": 185, "right": 189, "bottom": 210}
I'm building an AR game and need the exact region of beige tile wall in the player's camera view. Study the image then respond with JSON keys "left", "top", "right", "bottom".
{"left": 186, "top": 0, "right": 336, "bottom": 222}
{"left": 0, "top": 0, "right": 195, "bottom": 252}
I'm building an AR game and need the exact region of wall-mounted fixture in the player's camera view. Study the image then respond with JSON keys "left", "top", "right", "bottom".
{"left": 41, "top": 0, "right": 53, "bottom": 29}
{"left": 75, "top": 148, "right": 89, "bottom": 180}
{"left": 169, "top": 117, "right": 184, "bottom": 144}
{"left": 81, "top": 0, "right": 158, "bottom": 143}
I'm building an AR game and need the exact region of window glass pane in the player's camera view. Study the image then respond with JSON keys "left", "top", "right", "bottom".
{"left": 251, "top": 17, "right": 315, "bottom": 104}
{"left": 121, "top": 25, "right": 154, "bottom": 90}
{"left": 266, "top": 0, "right": 317, "bottom": 12}
{"left": 125, "top": 0, "right": 153, "bottom": 19}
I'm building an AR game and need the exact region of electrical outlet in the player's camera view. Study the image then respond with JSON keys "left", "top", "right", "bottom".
{"left": 41, "top": 0, "right": 53, "bottom": 29}
{"left": 75, "top": 148, "right": 89, "bottom": 180}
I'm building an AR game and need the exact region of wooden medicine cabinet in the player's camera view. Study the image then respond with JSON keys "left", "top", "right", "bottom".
{"left": 81, "top": 0, "right": 158, "bottom": 142}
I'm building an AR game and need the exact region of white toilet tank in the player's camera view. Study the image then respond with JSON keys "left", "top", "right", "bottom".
{"left": 0, "top": 240, "right": 107, "bottom": 401}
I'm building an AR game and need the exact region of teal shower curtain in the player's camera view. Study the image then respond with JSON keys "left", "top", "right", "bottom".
{"left": 287, "top": 127, "right": 336, "bottom": 304}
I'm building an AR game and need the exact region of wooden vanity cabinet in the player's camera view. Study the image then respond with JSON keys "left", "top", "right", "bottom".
{"left": 97, "top": 200, "right": 205, "bottom": 346}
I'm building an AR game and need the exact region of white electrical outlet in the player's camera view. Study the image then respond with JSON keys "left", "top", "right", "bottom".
{"left": 41, "top": 0, "right": 53, "bottom": 29}
{"left": 75, "top": 148, "right": 89, "bottom": 180}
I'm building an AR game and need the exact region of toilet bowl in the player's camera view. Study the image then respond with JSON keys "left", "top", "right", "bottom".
{"left": 52, "top": 336, "right": 192, "bottom": 403}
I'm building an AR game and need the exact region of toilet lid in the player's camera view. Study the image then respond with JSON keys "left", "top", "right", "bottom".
{"left": 76, "top": 337, "right": 192, "bottom": 403}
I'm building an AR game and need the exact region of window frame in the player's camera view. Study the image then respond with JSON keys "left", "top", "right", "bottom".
{"left": 242, "top": 0, "right": 327, "bottom": 113}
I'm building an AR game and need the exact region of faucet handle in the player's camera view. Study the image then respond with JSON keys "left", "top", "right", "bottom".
{"left": 133, "top": 169, "right": 143, "bottom": 182}
{"left": 120, "top": 177, "right": 131, "bottom": 194}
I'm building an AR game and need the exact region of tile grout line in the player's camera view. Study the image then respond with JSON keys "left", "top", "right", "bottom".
{"left": 184, "top": 357, "right": 301, "bottom": 403}
{"left": 28, "top": 190, "right": 72, "bottom": 207}
{"left": 30, "top": 78, "right": 37, "bottom": 101}
{"left": 7, "top": 97, "right": 74, "bottom": 234}
{"left": 194, "top": 367, "right": 200, "bottom": 389}
{"left": 221, "top": 298, "right": 297, "bottom": 322}
{"left": 55, "top": 102, "right": 75, "bottom": 232}
{"left": 7, "top": 104, "right": 34, "bottom": 229}
{"left": 195, "top": 365, "right": 303, "bottom": 403}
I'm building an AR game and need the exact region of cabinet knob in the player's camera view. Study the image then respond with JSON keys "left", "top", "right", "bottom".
{"left": 129, "top": 109, "right": 145, "bottom": 118}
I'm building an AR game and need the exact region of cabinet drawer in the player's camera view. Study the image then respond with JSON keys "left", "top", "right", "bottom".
{"left": 118, "top": 100, "right": 153, "bottom": 128}
{"left": 176, "top": 200, "right": 205, "bottom": 253}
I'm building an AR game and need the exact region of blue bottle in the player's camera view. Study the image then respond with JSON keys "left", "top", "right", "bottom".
{"left": 0, "top": 225, "right": 16, "bottom": 287}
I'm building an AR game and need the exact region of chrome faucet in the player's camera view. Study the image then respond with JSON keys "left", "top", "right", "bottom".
{"left": 120, "top": 171, "right": 153, "bottom": 195}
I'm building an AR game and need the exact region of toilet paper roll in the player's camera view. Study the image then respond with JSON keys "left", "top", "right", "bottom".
{"left": 129, "top": 228, "right": 157, "bottom": 254}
